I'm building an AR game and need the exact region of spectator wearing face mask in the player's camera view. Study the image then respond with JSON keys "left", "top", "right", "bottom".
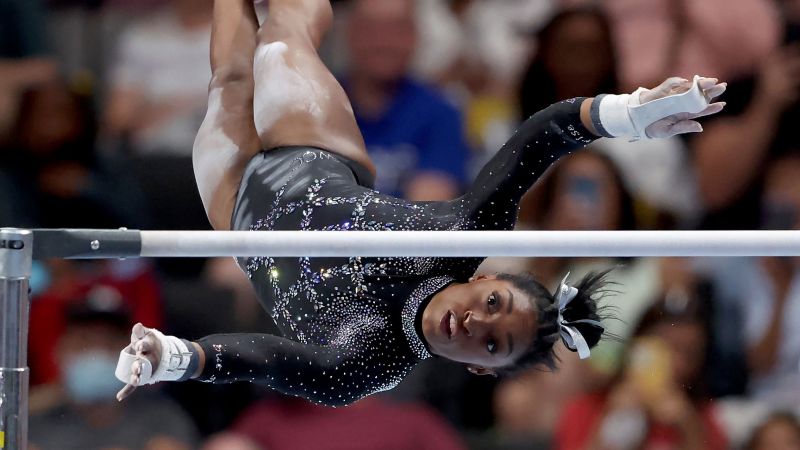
{"left": 29, "top": 288, "right": 199, "bottom": 450}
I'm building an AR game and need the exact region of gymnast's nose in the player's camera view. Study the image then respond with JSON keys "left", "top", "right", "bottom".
{"left": 463, "top": 311, "right": 487, "bottom": 338}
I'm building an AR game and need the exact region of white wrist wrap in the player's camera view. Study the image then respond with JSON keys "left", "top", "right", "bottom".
{"left": 597, "top": 93, "right": 633, "bottom": 137}
{"left": 598, "top": 75, "right": 709, "bottom": 139}
{"left": 115, "top": 329, "right": 193, "bottom": 385}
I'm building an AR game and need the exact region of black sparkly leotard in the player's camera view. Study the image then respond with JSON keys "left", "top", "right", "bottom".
{"left": 195, "top": 99, "right": 597, "bottom": 406}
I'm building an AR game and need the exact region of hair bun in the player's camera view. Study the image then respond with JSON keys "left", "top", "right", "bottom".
{"left": 559, "top": 270, "right": 615, "bottom": 351}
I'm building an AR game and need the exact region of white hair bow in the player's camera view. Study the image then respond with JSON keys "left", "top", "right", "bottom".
{"left": 555, "top": 273, "right": 604, "bottom": 359}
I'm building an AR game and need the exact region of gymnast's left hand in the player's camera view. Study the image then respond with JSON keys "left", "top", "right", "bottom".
{"left": 638, "top": 76, "right": 727, "bottom": 138}
{"left": 116, "top": 323, "right": 162, "bottom": 401}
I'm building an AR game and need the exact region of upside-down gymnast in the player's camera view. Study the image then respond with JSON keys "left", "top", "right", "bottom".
{"left": 114, "top": 0, "right": 726, "bottom": 407}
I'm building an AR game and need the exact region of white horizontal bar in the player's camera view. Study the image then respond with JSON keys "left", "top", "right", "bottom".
{"left": 140, "top": 230, "right": 800, "bottom": 257}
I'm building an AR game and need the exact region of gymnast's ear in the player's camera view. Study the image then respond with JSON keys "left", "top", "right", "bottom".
{"left": 466, "top": 365, "right": 498, "bottom": 377}
{"left": 468, "top": 274, "right": 495, "bottom": 283}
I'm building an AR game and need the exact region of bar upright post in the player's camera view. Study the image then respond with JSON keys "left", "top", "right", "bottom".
{"left": 0, "top": 229, "right": 33, "bottom": 450}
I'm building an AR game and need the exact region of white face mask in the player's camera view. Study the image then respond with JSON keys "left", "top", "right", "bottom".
{"left": 63, "top": 350, "right": 122, "bottom": 404}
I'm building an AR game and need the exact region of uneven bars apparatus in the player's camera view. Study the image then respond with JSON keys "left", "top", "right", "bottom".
{"left": 3, "top": 227, "right": 800, "bottom": 449}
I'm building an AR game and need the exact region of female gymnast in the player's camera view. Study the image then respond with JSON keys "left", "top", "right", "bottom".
{"left": 114, "top": 0, "right": 726, "bottom": 407}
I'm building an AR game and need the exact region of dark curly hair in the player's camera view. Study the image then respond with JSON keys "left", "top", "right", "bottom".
{"left": 496, "top": 270, "right": 617, "bottom": 375}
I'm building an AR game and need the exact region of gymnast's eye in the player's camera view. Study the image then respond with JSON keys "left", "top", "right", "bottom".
{"left": 487, "top": 292, "right": 498, "bottom": 308}
{"left": 487, "top": 337, "right": 497, "bottom": 354}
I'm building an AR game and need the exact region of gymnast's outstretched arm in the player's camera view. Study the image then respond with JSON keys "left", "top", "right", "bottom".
{"left": 460, "top": 97, "right": 597, "bottom": 230}
{"left": 116, "top": 324, "right": 393, "bottom": 407}
{"left": 461, "top": 77, "right": 726, "bottom": 230}
{"left": 191, "top": 333, "right": 392, "bottom": 407}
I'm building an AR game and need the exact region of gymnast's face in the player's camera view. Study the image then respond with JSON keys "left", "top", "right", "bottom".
{"left": 421, "top": 275, "right": 537, "bottom": 375}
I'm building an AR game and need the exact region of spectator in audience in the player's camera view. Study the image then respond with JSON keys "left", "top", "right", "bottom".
{"left": 226, "top": 395, "right": 466, "bottom": 450}
{"left": 745, "top": 412, "right": 800, "bottom": 450}
{"left": 554, "top": 290, "right": 728, "bottom": 450}
{"left": 414, "top": 1, "right": 554, "bottom": 181}
{"left": 29, "top": 291, "right": 198, "bottom": 450}
{"left": 601, "top": 0, "right": 780, "bottom": 91}
{"left": 343, "top": 0, "right": 471, "bottom": 200}
{"left": 29, "top": 262, "right": 163, "bottom": 386}
{"left": 518, "top": 6, "right": 701, "bottom": 226}
{"left": 702, "top": 154, "right": 800, "bottom": 409}
{"left": 414, "top": 0, "right": 556, "bottom": 95}
{"left": 104, "top": 0, "right": 212, "bottom": 155}
{"left": 518, "top": 7, "right": 618, "bottom": 121}
{"left": 0, "top": 79, "right": 150, "bottom": 228}
{"left": 491, "top": 345, "right": 587, "bottom": 448}
{"left": 692, "top": 0, "right": 800, "bottom": 230}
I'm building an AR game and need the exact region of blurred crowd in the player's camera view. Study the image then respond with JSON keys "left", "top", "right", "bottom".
{"left": 3, "top": 0, "right": 800, "bottom": 449}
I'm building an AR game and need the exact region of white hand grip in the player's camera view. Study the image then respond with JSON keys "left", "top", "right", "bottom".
{"left": 629, "top": 75, "right": 709, "bottom": 137}
{"left": 115, "top": 345, "right": 154, "bottom": 385}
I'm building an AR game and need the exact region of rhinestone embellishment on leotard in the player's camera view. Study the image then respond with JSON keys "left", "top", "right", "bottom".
{"left": 401, "top": 276, "right": 454, "bottom": 360}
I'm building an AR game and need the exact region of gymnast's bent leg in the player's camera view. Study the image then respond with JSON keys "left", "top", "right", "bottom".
{"left": 193, "top": 0, "right": 262, "bottom": 230}
{"left": 251, "top": 0, "right": 375, "bottom": 175}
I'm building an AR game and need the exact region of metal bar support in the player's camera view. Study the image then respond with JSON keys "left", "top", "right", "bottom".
{"left": 0, "top": 229, "right": 33, "bottom": 450}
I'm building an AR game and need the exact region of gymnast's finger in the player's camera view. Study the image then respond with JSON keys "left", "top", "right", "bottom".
{"left": 668, "top": 119, "right": 703, "bottom": 136}
{"left": 690, "top": 102, "right": 726, "bottom": 119}
{"left": 704, "top": 83, "right": 727, "bottom": 100}
{"left": 131, "top": 322, "right": 148, "bottom": 342}
{"left": 131, "top": 358, "right": 144, "bottom": 377}
{"left": 641, "top": 77, "right": 688, "bottom": 103}
{"left": 663, "top": 77, "right": 692, "bottom": 95}
{"left": 696, "top": 77, "right": 719, "bottom": 90}
{"left": 117, "top": 380, "right": 137, "bottom": 402}
{"left": 136, "top": 339, "right": 154, "bottom": 355}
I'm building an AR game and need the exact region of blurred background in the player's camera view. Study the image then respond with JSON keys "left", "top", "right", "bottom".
{"left": 4, "top": 0, "right": 800, "bottom": 449}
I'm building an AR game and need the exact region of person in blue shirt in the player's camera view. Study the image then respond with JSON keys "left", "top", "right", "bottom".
{"left": 343, "top": 0, "right": 469, "bottom": 200}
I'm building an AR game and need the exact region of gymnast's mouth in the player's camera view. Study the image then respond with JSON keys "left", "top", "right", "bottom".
{"left": 440, "top": 310, "right": 457, "bottom": 339}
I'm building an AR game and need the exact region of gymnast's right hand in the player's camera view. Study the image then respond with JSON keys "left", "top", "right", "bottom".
{"left": 115, "top": 323, "right": 161, "bottom": 401}
{"left": 115, "top": 323, "right": 194, "bottom": 401}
